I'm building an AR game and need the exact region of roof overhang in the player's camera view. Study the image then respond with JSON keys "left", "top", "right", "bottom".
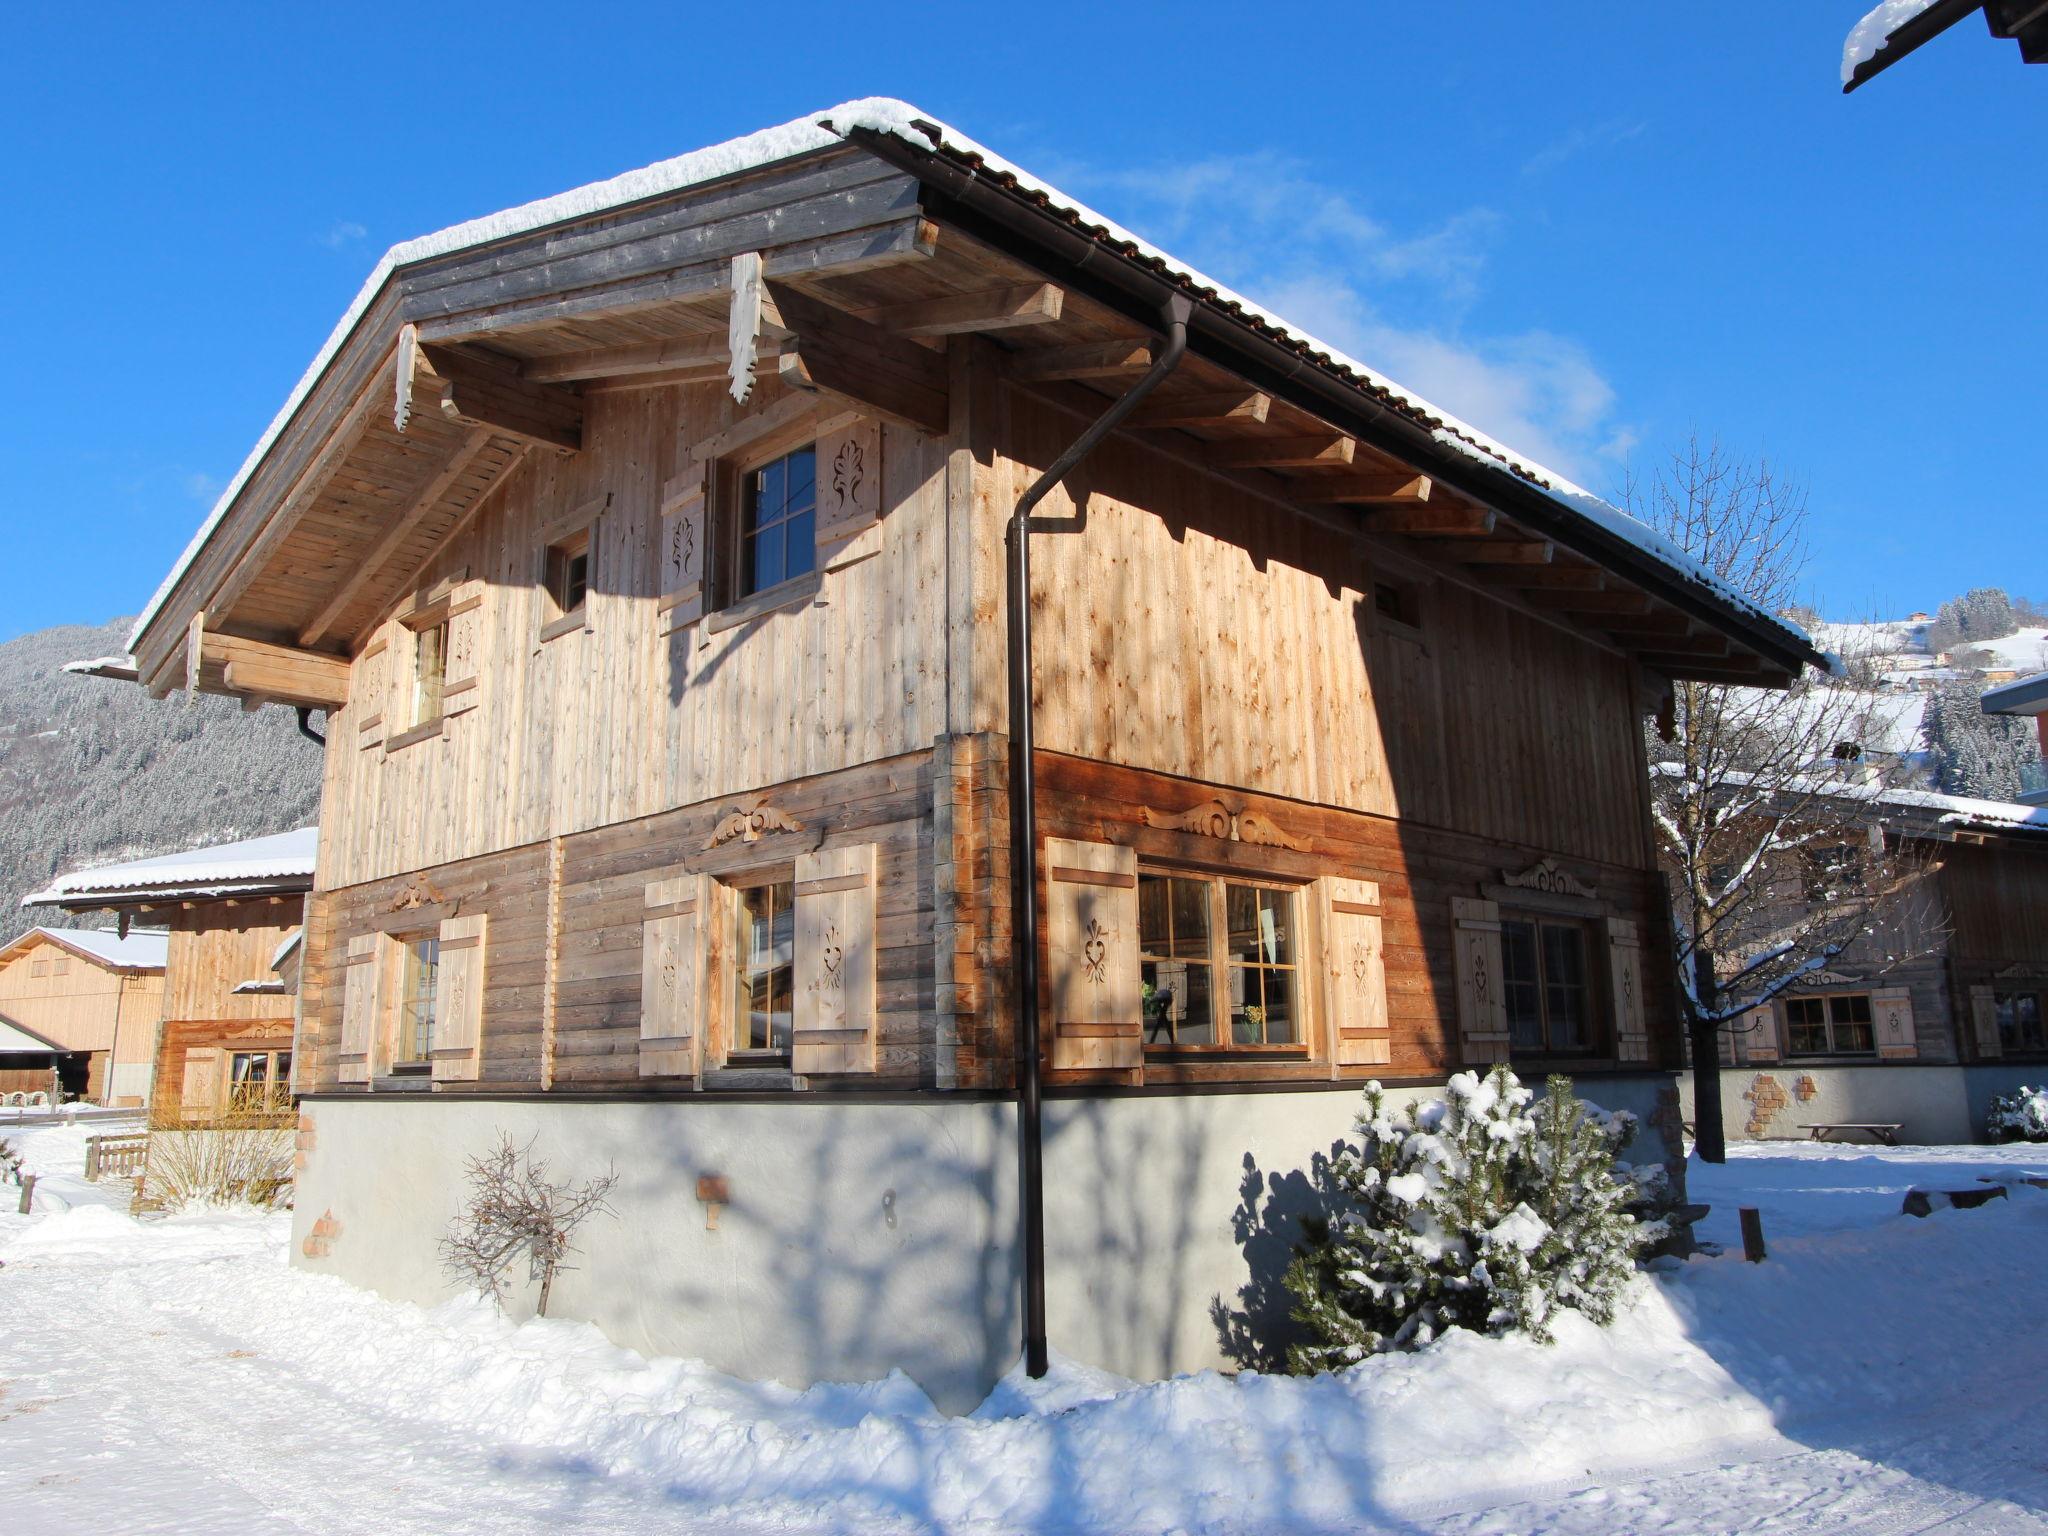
{"left": 27, "top": 875, "right": 313, "bottom": 912}
{"left": 1983, "top": 669, "right": 2048, "bottom": 716}
{"left": 1843, "top": 0, "right": 2048, "bottom": 92}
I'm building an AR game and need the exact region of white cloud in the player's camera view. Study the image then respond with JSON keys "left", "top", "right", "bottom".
{"left": 182, "top": 471, "right": 222, "bottom": 506}
{"left": 318, "top": 220, "right": 368, "bottom": 249}
{"left": 1051, "top": 153, "right": 1636, "bottom": 484}
{"left": 1521, "top": 118, "right": 1648, "bottom": 179}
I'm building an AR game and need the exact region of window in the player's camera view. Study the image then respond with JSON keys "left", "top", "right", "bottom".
{"left": 1785, "top": 993, "right": 1875, "bottom": 1055}
{"left": 733, "top": 878, "right": 795, "bottom": 1056}
{"left": 1375, "top": 580, "right": 1420, "bottom": 630}
{"left": 227, "top": 1050, "right": 292, "bottom": 1112}
{"left": 412, "top": 621, "right": 447, "bottom": 726}
{"left": 1502, "top": 916, "right": 1592, "bottom": 1054}
{"left": 1998, "top": 991, "right": 2046, "bottom": 1053}
{"left": 545, "top": 529, "right": 591, "bottom": 619}
{"left": 395, "top": 935, "right": 440, "bottom": 1067}
{"left": 1139, "top": 872, "right": 1300, "bottom": 1048}
{"left": 737, "top": 445, "right": 816, "bottom": 599}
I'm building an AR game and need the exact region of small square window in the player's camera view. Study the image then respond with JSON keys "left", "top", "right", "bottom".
{"left": 738, "top": 446, "right": 817, "bottom": 600}
{"left": 545, "top": 530, "right": 591, "bottom": 619}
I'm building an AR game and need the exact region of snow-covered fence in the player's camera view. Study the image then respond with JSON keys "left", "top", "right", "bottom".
{"left": 84, "top": 1131, "right": 149, "bottom": 1182}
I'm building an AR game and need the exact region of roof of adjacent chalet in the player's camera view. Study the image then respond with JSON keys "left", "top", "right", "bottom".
{"left": 24, "top": 827, "right": 318, "bottom": 910}
{"left": 0, "top": 926, "right": 169, "bottom": 973}
{"left": 1984, "top": 670, "right": 2048, "bottom": 716}
{"left": 127, "top": 100, "right": 1823, "bottom": 702}
{"left": 0, "top": 1013, "right": 68, "bottom": 1055}
{"left": 1655, "top": 761, "right": 2048, "bottom": 844}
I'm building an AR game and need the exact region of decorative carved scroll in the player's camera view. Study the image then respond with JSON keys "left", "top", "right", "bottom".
{"left": 703, "top": 795, "right": 804, "bottom": 851}
{"left": 1500, "top": 858, "right": 1598, "bottom": 900}
{"left": 387, "top": 878, "right": 447, "bottom": 913}
{"left": 1793, "top": 968, "right": 1861, "bottom": 989}
{"left": 1996, "top": 963, "right": 2048, "bottom": 980}
{"left": 1139, "top": 798, "right": 1311, "bottom": 852}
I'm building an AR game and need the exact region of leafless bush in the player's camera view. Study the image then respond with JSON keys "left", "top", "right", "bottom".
{"left": 143, "top": 1112, "right": 294, "bottom": 1210}
{"left": 439, "top": 1133, "right": 617, "bottom": 1316}
{"left": 0, "top": 1138, "right": 21, "bottom": 1186}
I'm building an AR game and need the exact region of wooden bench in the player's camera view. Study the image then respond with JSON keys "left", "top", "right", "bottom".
{"left": 1799, "top": 1122, "right": 1903, "bottom": 1145}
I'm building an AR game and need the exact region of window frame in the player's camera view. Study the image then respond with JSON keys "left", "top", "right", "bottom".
{"left": 1996, "top": 990, "right": 2046, "bottom": 1054}
{"left": 724, "top": 864, "right": 797, "bottom": 1064}
{"left": 731, "top": 442, "right": 819, "bottom": 604}
{"left": 1137, "top": 866, "right": 1308, "bottom": 1055}
{"left": 542, "top": 526, "right": 592, "bottom": 636}
{"left": 1784, "top": 991, "right": 1877, "bottom": 1057}
{"left": 390, "top": 931, "right": 441, "bottom": 1073}
{"left": 226, "top": 1048, "right": 293, "bottom": 1112}
{"left": 1500, "top": 911, "right": 1599, "bottom": 1058}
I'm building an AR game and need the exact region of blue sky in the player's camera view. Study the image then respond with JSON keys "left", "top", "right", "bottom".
{"left": 2, "top": 2, "right": 2041, "bottom": 644}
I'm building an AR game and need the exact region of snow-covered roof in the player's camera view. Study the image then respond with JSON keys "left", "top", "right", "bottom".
{"left": 0, "top": 927, "right": 168, "bottom": 973}
{"left": 25, "top": 827, "right": 318, "bottom": 907}
{"left": 1654, "top": 760, "right": 2048, "bottom": 840}
{"left": 270, "top": 926, "right": 303, "bottom": 971}
{"left": 132, "top": 100, "right": 1814, "bottom": 669}
{"left": 0, "top": 1013, "right": 66, "bottom": 1055}
{"left": 1844, "top": 0, "right": 1943, "bottom": 84}
{"left": 1984, "top": 670, "right": 2048, "bottom": 717}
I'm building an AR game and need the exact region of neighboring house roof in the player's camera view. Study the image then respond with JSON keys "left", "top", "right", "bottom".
{"left": 130, "top": 100, "right": 1819, "bottom": 681}
{"left": 25, "top": 827, "right": 318, "bottom": 909}
{"left": 271, "top": 926, "right": 303, "bottom": 971}
{"left": 1984, "top": 669, "right": 2048, "bottom": 717}
{"left": 1654, "top": 761, "right": 2048, "bottom": 843}
{"left": 0, "top": 1012, "right": 70, "bottom": 1055}
{"left": 0, "top": 926, "right": 168, "bottom": 974}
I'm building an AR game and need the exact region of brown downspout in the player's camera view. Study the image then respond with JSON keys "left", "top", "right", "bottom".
{"left": 1010, "top": 295, "right": 1190, "bottom": 1378}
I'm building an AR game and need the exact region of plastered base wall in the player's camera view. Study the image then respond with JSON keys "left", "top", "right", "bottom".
{"left": 292, "top": 1074, "right": 1682, "bottom": 1411}
{"left": 1680, "top": 1063, "right": 2048, "bottom": 1145}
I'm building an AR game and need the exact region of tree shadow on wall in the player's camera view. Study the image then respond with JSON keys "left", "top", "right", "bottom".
{"left": 1211, "top": 1142, "right": 1347, "bottom": 1373}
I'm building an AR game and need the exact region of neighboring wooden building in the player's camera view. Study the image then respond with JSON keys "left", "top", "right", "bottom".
{"left": 109, "top": 103, "right": 1820, "bottom": 1407}
{"left": 1699, "top": 781, "right": 2048, "bottom": 1142}
{"left": 27, "top": 829, "right": 316, "bottom": 1121}
{"left": 0, "top": 928, "right": 166, "bottom": 1104}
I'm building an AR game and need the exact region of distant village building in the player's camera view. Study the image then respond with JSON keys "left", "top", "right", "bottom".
{"left": 27, "top": 829, "right": 316, "bottom": 1121}
{"left": 1690, "top": 780, "right": 2048, "bottom": 1142}
{"left": 0, "top": 927, "right": 164, "bottom": 1103}
{"left": 105, "top": 104, "right": 1820, "bottom": 1406}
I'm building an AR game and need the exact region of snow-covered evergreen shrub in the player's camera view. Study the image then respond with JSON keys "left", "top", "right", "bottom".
{"left": 1986, "top": 1086, "right": 2048, "bottom": 1144}
{"left": 0, "top": 1137, "right": 20, "bottom": 1186}
{"left": 1284, "top": 1066, "right": 1651, "bottom": 1371}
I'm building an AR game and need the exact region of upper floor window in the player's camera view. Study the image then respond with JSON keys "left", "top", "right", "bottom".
{"left": 732, "top": 876, "right": 795, "bottom": 1056}
{"left": 545, "top": 529, "right": 590, "bottom": 620}
{"left": 1139, "top": 871, "right": 1299, "bottom": 1049}
{"left": 738, "top": 446, "right": 816, "bottom": 599}
{"left": 1998, "top": 991, "right": 2045, "bottom": 1053}
{"left": 1785, "top": 993, "right": 1873, "bottom": 1055}
{"left": 395, "top": 934, "right": 440, "bottom": 1068}
{"left": 412, "top": 621, "right": 447, "bottom": 726}
{"left": 1503, "top": 915, "right": 1591, "bottom": 1054}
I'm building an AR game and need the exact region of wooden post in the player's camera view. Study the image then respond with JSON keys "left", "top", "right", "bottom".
{"left": 84, "top": 1136, "right": 100, "bottom": 1181}
{"left": 17, "top": 1173, "right": 35, "bottom": 1215}
{"left": 1739, "top": 1206, "right": 1767, "bottom": 1262}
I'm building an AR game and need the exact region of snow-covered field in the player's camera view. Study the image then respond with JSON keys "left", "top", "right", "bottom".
{"left": 4, "top": 1122, "right": 2048, "bottom": 1534}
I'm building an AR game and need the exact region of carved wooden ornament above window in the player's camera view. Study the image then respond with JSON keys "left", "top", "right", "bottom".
{"left": 1792, "top": 968, "right": 1862, "bottom": 989}
{"left": 1500, "top": 857, "right": 1598, "bottom": 900}
{"left": 703, "top": 795, "right": 805, "bottom": 851}
{"left": 387, "top": 877, "right": 448, "bottom": 913}
{"left": 1139, "top": 796, "right": 1312, "bottom": 852}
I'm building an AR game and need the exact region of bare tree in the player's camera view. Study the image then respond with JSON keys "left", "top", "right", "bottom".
{"left": 1628, "top": 439, "right": 1936, "bottom": 1162}
{"left": 440, "top": 1133, "right": 618, "bottom": 1316}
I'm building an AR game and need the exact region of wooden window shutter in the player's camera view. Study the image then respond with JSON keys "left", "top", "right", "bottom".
{"left": 1450, "top": 897, "right": 1508, "bottom": 1066}
{"left": 355, "top": 640, "right": 389, "bottom": 749}
{"left": 1319, "top": 876, "right": 1389, "bottom": 1066}
{"left": 181, "top": 1049, "right": 219, "bottom": 1115}
{"left": 442, "top": 581, "right": 486, "bottom": 718}
{"left": 1872, "top": 986, "right": 1917, "bottom": 1060}
{"left": 338, "top": 933, "right": 382, "bottom": 1084}
{"left": 815, "top": 417, "right": 882, "bottom": 555}
{"left": 1970, "top": 983, "right": 2001, "bottom": 1059}
{"left": 657, "top": 465, "right": 710, "bottom": 636}
{"left": 640, "top": 875, "right": 707, "bottom": 1078}
{"left": 1046, "top": 838, "right": 1141, "bottom": 1071}
{"left": 430, "top": 913, "right": 487, "bottom": 1082}
{"left": 1604, "top": 916, "right": 1651, "bottom": 1064}
{"left": 793, "top": 843, "right": 878, "bottom": 1075}
{"left": 1739, "top": 1004, "right": 1780, "bottom": 1062}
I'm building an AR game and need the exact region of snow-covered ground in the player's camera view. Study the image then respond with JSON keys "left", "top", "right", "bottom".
{"left": 4, "top": 1123, "right": 2048, "bottom": 1534}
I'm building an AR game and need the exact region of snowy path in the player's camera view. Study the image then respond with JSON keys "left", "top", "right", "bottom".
{"left": 5, "top": 1128, "right": 2048, "bottom": 1535}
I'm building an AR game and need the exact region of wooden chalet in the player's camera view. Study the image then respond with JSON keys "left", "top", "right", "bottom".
{"left": 1707, "top": 780, "right": 2048, "bottom": 1142}
{"left": 28, "top": 829, "right": 316, "bottom": 1123}
{"left": 111, "top": 102, "right": 1820, "bottom": 1405}
{"left": 0, "top": 927, "right": 165, "bottom": 1104}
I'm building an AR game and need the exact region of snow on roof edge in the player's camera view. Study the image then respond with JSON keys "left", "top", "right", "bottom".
{"left": 27, "top": 827, "right": 320, "bottom": 905}
{"left": 133, "top": 98, "right": 1810, "bottom": 661}
{"left": 1651, "top": 760, "right": 2048, "bottom": 835}
{"left": 1843, "top": 0, "right": 1943, "bottom": 85}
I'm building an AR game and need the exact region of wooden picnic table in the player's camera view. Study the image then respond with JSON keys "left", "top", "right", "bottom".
{"left": 1799, "top": 1122, "right": 1903, "bottom": 1145}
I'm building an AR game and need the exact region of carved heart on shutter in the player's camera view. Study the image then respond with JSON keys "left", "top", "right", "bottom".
{"left": 1082, "top": 918, "right": 1112, "bottom": 985}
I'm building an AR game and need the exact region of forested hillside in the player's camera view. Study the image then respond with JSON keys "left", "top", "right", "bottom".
{"left": 0, "top": 618, "right": 323, "bottom": 947}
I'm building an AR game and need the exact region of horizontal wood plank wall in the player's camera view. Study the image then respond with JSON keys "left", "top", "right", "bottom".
{"left": 1033, "top": 751, "right": 1680, "bottom": 1087}
{"left": 164, "top": 900, "right": 303, "bottom": 1024}
{"left": 316, "top": 378, "right": 950, "bottom": 893}
{"left": 999, "top": 387, "right": 1648, "bottom": 870}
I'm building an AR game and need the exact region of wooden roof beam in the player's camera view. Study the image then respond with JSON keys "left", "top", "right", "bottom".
{"left": 1291, "top": 473, "right": 1433, "bottom": 506}
{"left": 1007, "top": 339, "right": 1153, "bottom": 382}
{"left": 1521, "top": 587, "right": 1651, "bottom": 615}
{"left": 1361, "top": 504, "right": 1494, "bottom": 537}
{"left": 1450, "top": 538, "right": 1556, "bottom": 566}
{"left": 398, "top": 327, "right": 582, "bottom": 454}
{"left": 770, "top": 280, "right": 949, "bottom": 434}
{"left": 1207, "top": 435, "right": 1355, "bottom": 470}
{"left": 1505, "top": 563, "right": 1607, "bottom": 590}
{"left": 1125, "top": 391, "right": 1270, "bottom": 429}
{"left": 202, "top": 632, "right": 349, "bottom": 710}
{"left": 855, "top": 282, "right": 1063, "bottom": 337}
{"left": 521, "top": 336, "right": 761, "bottom": 385}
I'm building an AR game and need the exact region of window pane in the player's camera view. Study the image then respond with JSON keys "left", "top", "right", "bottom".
{"left": 1786, "top": 996, "right": 1827, "bottom": 1054}
{"left": 2022, "top": 995, "right": 2044, "bottom": 1050}
{"left": 1261, "top": 966, "right": 1296, "bottom": 1045}
{"left": 415, "top": 624, "right": 446, "bottom": 722}
{"left": 750, "top": 521, "right": 785, "bottom": 594}
{"left": 401, "top": 937, "right": 440, "bottom": 1061}
{"left": 786, "top": 446, "right": 816, "bottom": 507}
{"left": 1168, "top": 879, "right": 1210, "bottom": 960}
{"left": 1541, "top": 924, "right": 1587, "bottom": 1050}
{"left": 1227, "top": 965, "right": 1263, "bottom": 1044}
{"left": 785, "top": 508, "right": 816, "bottom": 578}
{"left": 1224, "top": 885, "right": 1261, "bottom": 965}
{"left": 1139, "top": 875, "right": 1169, "bottom": 953}
{"left": 736, "top": 882, "right": 795, "bottom": 1053}
{"left": 1502, "top": 920, "right": 1542, "bottom": 1050}
{"left": 756, "top": 458, "right": 785, "bottom": 519}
